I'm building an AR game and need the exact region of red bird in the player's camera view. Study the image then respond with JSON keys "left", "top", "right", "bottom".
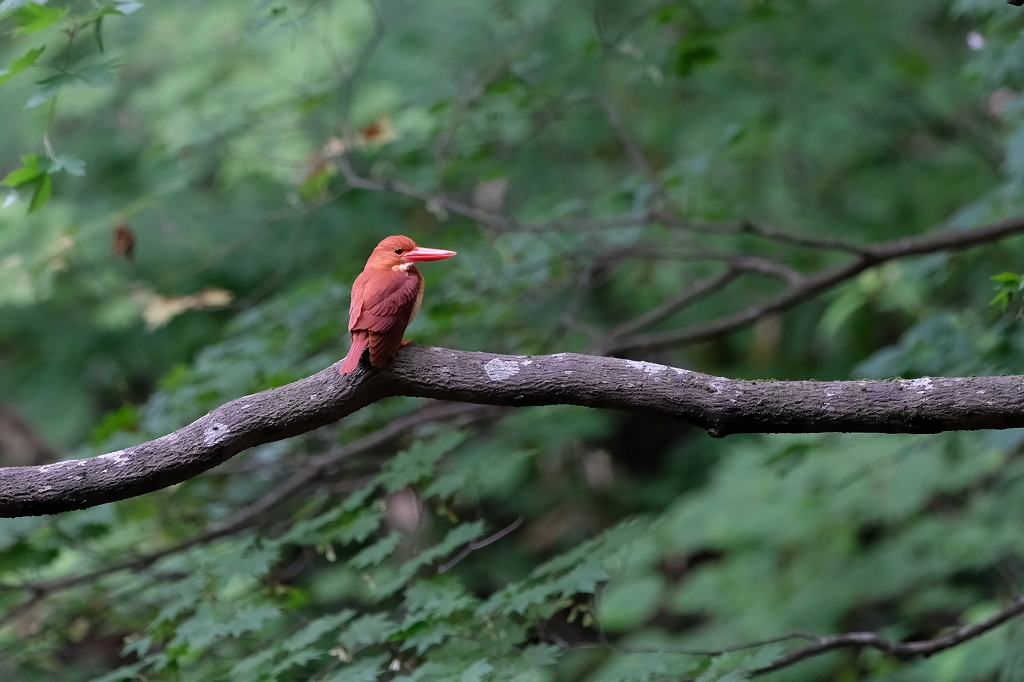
{"left": 340, "top": 235, "right": 456, "bottom": 374}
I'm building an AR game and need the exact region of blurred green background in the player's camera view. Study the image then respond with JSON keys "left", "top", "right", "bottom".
{"left": 5, "top": 0, "right": 1024, "bottom": 680}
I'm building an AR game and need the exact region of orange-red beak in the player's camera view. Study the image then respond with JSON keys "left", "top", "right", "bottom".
{"left": 405, "top": 247, "right": 457, "bottom": 262}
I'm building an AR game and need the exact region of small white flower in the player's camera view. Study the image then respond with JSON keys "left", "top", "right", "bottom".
{"left": 967, "top": 31, "right": 985, "bottom": 51}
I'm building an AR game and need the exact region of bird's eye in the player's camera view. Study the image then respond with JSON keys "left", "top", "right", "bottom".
{"left": 394, "top": 248, "right": 403, "bottom": 255}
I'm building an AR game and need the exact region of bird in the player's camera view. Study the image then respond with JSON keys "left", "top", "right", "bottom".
{"left": 339, "top": 235, "right": 456, "bottom": 374}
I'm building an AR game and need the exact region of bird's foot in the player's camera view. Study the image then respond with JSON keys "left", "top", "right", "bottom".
{"left": 401, "top": 340, "right": 413, "bottom": 347}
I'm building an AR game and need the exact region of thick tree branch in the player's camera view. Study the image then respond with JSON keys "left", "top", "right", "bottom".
{"left": 7, "top": 346, "right": 1024, "bottom": 516}
{"left": 0, "top": 402, "right": 485, "bottom": 626}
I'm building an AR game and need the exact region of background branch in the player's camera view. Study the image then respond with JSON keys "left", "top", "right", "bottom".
{"left": 607, "top": 213, "right": 1024, "bottom": 353}
{"left": 747, "top": 594, "right": 1024, "bottom": 676}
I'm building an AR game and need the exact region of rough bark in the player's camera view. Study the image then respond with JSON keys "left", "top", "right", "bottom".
{"left": 3, "top": 345, "right": 1024, "bottom": 517}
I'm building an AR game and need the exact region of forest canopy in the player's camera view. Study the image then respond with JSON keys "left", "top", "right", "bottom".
{"left": 6, "top": 0, "right": 1024, "bottom": 680}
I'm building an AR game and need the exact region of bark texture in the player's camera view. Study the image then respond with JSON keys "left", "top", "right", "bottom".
{"left": 4, "top": 345, "right": 1024, "bottom": 517}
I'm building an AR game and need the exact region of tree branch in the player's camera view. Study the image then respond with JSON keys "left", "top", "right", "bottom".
{"left": 605, "top": 267, "right": 740, "bottom": 341}
{"left": 437, "top": 516, "right": 524, "bottom": 574}
{"left": 747, "top": 594, "right": 1024, "bottom": 677}
{"left": 607, "top": 213, "right": 1024, "bottom": 353}
{"left": 598, "top": 94, "right": 866, "bottom": 254}
{"left": 551, "top": 596, "right": 1024, "bottom": 677}
{"left": 333, "top": 153, "right": 650, "bottom": 233}
{"left": 0, "top": 403, "right": 487, "bottom": 625}
{"left": 335, "top": 91, "right": 1024, "bottom": 357}
{"left": 7, "top": 346, "right": 1024, "bottom": 516}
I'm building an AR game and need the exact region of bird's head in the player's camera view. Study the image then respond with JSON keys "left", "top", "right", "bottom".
{"left": 367, "top": 235, "right": 457, "bottom": 271}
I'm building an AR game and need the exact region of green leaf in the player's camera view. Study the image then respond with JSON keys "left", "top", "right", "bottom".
{"left": 323, "top": 655, "right": 390, "bottom": 682}
{"left": 991, "top": 272, "right": 1022, "bottom": 284}
{"left": 282, "top": 610, "right": 355, "bottom": 653}
{"left": 674, "top": 40, "right": 720, "bottom": 76}
{"left": 342, "top": 481, "right": 381, "bottom": 511}
{"left": 83, "top": 6, "right": 126, "bottom": 21}
{"left": 3, "top": 154, "right": 44, "bottom": 187}
{"left": 299, "top": 163, "right": 332, "bottom": 200}
{"left": 743, "top": 644, "right": 786, "bottom": 670}
{"left": 116, "top": 1, "right": 143, "bottom": 15}
{"left": 0, "top": 538, "right": 59, "bottom": 572}
{"left": 552, "top": 560, "right": 609, "bottom": 595}
{"left": 0, "top": 47, "right": 44, "bottom": 85}
{"left": 335, "top": 507, "right": 386, "bottom": 544}
{"left": 279, "top": 505, "right": 384, "bottom": 547}
{"left": 696, "top": 669, "right": 745, "bottom": 682}
{"left": 377, "top": 431, "right": 468, "bottom": 492}
{"left": 819, "top": 287, "right": 867, "bottom": 336}
{"left": 169, "top": 603, "right": 281, "bottom": 651}
{"left": 94, "top": 15, "right": 105, "bottom": 52}
{"left": 990, "top": 290, "right": 1013, "bottom": 311}
{"left": 350, "top": 531, "right": 401, "bottom": 569}
{"left": 397, "top": 620, "right": 457, "bottom": 655}
{"left": 402, "top": 577, "right": 479, "bottom": 626}
{"left": 12, "top": 2, "right": 67, "bottom": 34}
{"left": 49, "top": 154, "right": 86, "bottom": 177}
{"left": 148, "top": 572, "right": 209, "bottom": 624}
{"left": 519, "top": 644, "right": 561, "bottom": 669}
{"left": 27, "top": 172, "right": 50, "bottom": 213}
{"left": 85, "top": 661, "right": 149, "bottom": 682}
{"left": 460, "top": 658, "right": 494, "bottom": 682}
{"left": 91, "top": 403, "right": 138, "bottom": 444}
{"left": 374, "top": 521, "right": 486, "bottom": 597}
{"left": 597, "top": 574, "right": 665, "bottom": 631}
{"left": 591, "top": 651, "right": 699, "bottom": 682}
{"left": 338, "top": 613, "right": 399, "bottom": 649}
{"left": 26, "top": 60, "right": 118, "bottom": 109}
{"left": 229, "top": 648, "right": 277, "bottom": 679}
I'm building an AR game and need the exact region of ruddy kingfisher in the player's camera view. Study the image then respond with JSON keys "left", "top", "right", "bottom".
{"left": 339, "top": 235, "right": 457, "bottom": 374}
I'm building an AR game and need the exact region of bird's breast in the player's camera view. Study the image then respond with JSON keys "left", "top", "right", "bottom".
{"left": 410, "top": 269, "right": 425, "bottom": 322}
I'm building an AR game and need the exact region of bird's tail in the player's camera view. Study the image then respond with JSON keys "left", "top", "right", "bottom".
{"left": 340, "top": 332, "right": 369, "bottom": 374}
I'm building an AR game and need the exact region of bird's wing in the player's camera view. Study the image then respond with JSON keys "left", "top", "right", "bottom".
{"left": 348, "top": 273, "right": 366, "bottom": 332}
{"left": 349, "top": 269, "right": 422, "bottom": 367}
{"left": 350, "top": 269, "right": 421, "bottom": 334}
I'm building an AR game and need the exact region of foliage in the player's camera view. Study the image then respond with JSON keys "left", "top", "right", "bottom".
{"left": 5, "top": 0, "right": 1024, "bottom": 681}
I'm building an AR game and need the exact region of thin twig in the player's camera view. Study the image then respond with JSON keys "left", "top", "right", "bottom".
{"left": 605, "top": 267, "right": 740, "bottom": 342}
{"left": 547, "top": 594, "right": 1024, "bottom": 677}
{"left": 748, "top": 594, "right": 1024, "bottom": 676}
{"left": 437, "top": 517, "right": 524, "bottom": 574}
{"left": 736, "top": 219, "right": 869, "bottom": 255}
{"left": 545, "top": 630, "right": 816, "bottom": 659}
{"left": 598, "top": 91, "right": 868, "bottom": 254}
{"left": 606, "top": 212, "right": 1024, "bottom": 353}
{"left": 334, "top": 153, "right": 652, "bottom": 233}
